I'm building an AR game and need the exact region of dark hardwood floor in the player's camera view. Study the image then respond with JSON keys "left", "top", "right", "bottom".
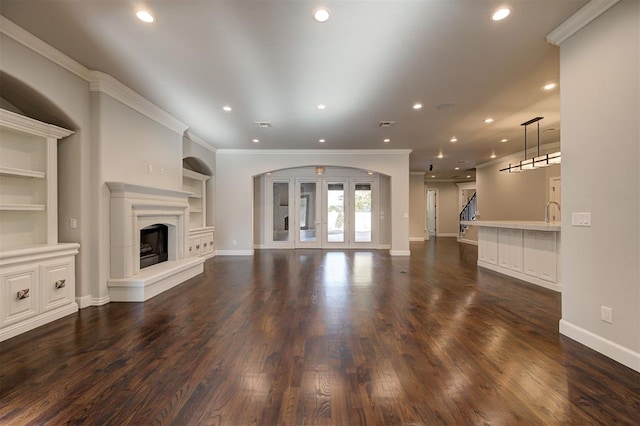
{"left": 1, "top": 238, "right": 639, "bottom": 425}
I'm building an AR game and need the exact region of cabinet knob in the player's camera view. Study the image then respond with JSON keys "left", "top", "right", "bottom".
{"left": 210, "top": 241, "right": 214, "bottom": 245}
{"left": 17, "top": 289, "right": 30, "bottom": 300}
{"left": 196, "top": 244, "right": 200, "bottom": 249}
{"left": 204, "top": 242, "right": 208, "bottom": 247}
{"left": 189, "top": 246, "right": 192, "bottom": 252}
{"left": 55, "top": 279, "right": 66, "bottom": 289}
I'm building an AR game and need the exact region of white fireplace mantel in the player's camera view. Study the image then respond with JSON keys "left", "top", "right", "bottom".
{"left": 106, "top": 181, "right": 204, "bottom": 302}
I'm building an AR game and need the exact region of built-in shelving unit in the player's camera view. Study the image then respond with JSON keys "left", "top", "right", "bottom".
{"left": 182, "top": 168, "right": 215, "bottom": 259}
{"left": 0, "top": 109, "right": 80, "bottom": 342}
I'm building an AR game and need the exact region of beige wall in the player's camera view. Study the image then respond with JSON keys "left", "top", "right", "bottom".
{"left": 559, "top": 0, "right": 639, "bottom": 371}
{"left": 476, "top": 150, "right": 560, "bottom": 221}
{"left": 409, "top": 174, "right": 425, "bottom": 240}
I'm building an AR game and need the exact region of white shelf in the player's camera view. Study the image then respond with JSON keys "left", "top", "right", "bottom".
{"left": 0, "top": 166, "right": 45, "bottom": 179}
{"left": 0, "top": 203, "right": 46, "bottom": 211}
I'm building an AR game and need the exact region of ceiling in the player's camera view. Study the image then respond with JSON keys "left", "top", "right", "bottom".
{"left": 0, "top": 0, "right": 588, "bottom": 179}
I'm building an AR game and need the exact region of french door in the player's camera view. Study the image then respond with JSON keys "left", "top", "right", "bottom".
{"left": 267, "top": 176, "right": 376, "bottom": 249}
{"left": 295, "top": 179, "right": 321, "bottom": 248}
{"left": 322, "top": 178, "right": 376, "bottom": 248}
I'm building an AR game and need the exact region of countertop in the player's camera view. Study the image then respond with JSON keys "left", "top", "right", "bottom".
{"left": 460, "top": 220, "right": 561, "bottom": 232}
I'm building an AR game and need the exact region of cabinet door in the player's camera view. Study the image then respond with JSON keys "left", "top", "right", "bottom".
{"left": 2, "top": 266, "right": 38, "bottom": 326}
{"left": 40, "top": 258, "right": 74, "bottom": 313}
{"left": 479, "top": 227, "right": 498, "bottom": 265}
{"left": 189, "top": 236, "right": 201, "bottom": 257}
{"left": 201, "top": 232, "right": 214, "bottom": 255}
{"left": 536, "top": 231, "right": 557, "bottom": 282}
{"left": 509, "top": 230, "right": 524, "bottom": 272}
{"left": 523, "top": 230, "right": 538, "bottom": 277}
{"left": 498, "top": 228, "right": 511, "bottom": 268}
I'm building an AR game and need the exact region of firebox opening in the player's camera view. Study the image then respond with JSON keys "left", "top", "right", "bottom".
{"left": 140, "top": 224, "right": 169, "bottom": 269}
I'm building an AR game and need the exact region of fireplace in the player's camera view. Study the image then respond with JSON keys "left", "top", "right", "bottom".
{"left": 106, "top": 182, "right": 204, "bottom": 302}
{"left": 140, "top": 224, "right": 169, "bottom": 269}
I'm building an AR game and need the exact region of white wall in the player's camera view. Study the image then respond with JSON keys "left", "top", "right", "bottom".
{"left": 559, "top": 0, "right": 639, "bottom": 372}
{"left": 216, "top": 150, "right": 411, "bottom": 255}
{"left": 0, "top": 32, "right": 97, "bottom": 305}
{"left": 1, "top": 23, "right": 195, "bottom": 307}
{"left": 409, "top": 173, "right": 426, "bottom": 240}
{"left": 379, "top": 174, "right": 391, "bottom": 246}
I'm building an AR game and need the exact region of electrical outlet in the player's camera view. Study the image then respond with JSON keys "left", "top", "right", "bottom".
{"left": 232, "top": 240, "right": 237, "bottom": 246}
{"left": 69, "top": 217, "right": 77, "bottom": 229}
{"left": 601, "top": 306, "right": 613, "bottom": 324}
{"left": 148, "top": 164, "right": 153, "bottom": 173}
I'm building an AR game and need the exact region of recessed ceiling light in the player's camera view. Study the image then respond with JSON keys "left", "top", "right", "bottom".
{"left": 492, "top": 7, "right": 511, "bottom": 21}
{"left": 541, "top": 82, "right": 557, "bottom": 91}
{"left": 413, "top": 103, "right": 423, "bottom": 110}
{"left": 313, "top": 7, "right": 330, "bottom": 23}
{"left": 490, "top": 153, "right": 497, "bottom": 159}
{"left": 383, "top": 138, "right": 391, "bottom": 143}
{"left": 484, "top": 118, "right": 494, "bottom": 124}
{"left": 450, "top": 137, "right": 458, "bottom": 143}
{"left": 437, "top": 153, "right": 444, "bottom": 159}
{"left": 367, "top": 171, "right": 374, "bottom": 175}
{"left": 467, "top": 175, "right": 471, "bottom": 178}
{"left": 431, "top": 175, "right": 436, "bottom": 178}
{"left": 317, "top": 104, "right": 326, "bottom": 110}
{"left": 319, "top": 139, "right": 326, "bottom": 143}
{"left": 501, "top": 138, "right": 508, "bottom": 143}
{"left": 252, "top": 139, "right": 259, "bottom": 143}
{"left": 455, "top": 167, "right": 460, "bottom": 170}
{"left": 136, "top": 10, "right": 154, "bottom": 23}
{"left": 222, "top": 105, "right": 232, "bottom": 112}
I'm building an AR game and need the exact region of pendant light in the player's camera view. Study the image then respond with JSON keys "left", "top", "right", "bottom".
{"left": 500, "top": 116, "right": 561, "bottom": 174}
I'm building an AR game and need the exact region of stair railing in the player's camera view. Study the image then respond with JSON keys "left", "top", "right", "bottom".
{"left": 459, "top": 192, "right": 477, "bottom": 235}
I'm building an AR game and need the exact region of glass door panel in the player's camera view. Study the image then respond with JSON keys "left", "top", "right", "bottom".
{"left": 272, "top": 182, "right": 289, "bottom": 242}
{"left": 298, "top": 181, "right": 318, "bottom": 245}
{"left": 326, "top": 182, "right": 345, "bottom": 243}
{"left": 354, "top": 183, "right": 372, "bottom": 243}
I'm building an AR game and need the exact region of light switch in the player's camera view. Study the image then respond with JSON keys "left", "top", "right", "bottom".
{"left": 571, "top": 212, "right": 591, "bottom": 227}
{"left": 69, "top": 217, "right": 77, "bottom": 229}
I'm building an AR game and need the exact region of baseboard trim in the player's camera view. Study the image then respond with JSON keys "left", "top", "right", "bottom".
{"left": 390, "top": 250, "right": 411, "bottom": 256}
{"left": 437, "top": 233, "right": 459, "bottom": 237}
{"left": 457, "top": 238, "right": 478, "bottom": 246}
{"left": 409, "top": 237, "right": 425, "bottom": 242}
{"left": 559, "top": 319, "right": 640, "bottom": 373}
{"left": 216, "top": 249, "right": 254, "bottom": 256}
{"left": 379, "top": 244, "right": 391, "bottom": 249}
{"left": 478, "top": 260, "right": 561, "bottom": 292}
{"left": 76, "top": 295, "right": 111, "bottom": 309}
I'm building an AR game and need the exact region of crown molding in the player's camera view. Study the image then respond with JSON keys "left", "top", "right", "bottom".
{"left": 185, "top": 131, "right": 217, "bottom": 153}
{"left": 89, "top": 71, "right": 188, "bottom": 135}
{"left": 546, "top": 0, "right": 620, "bottom": 46}
{"left": 0, "top": 15, "right": 91, "bottom": 80}
{"left": 216, "top": 149, "right": 413, "bottom": 155}
{"left": 410, "top": 171, "right": 426, "bottom": 176}
{"left": 2, "top": 16, "right": 188, "bottom": 135}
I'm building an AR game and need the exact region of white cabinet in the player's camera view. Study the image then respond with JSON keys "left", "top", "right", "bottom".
{"left": 188, "top": 228, "right": 215, "bottom": 259}
{"left": 498, "top": 228, "right": 523, "bottom": 272}
{"left": 183, "top": 169, "right": 215, "bottom": 258}
{"left": 476, "top": 223, "right": 560, "bottom": 292}
{"left": 0, "top": 109, "right": 80, "bottom": 342}
{"left": 478, "top": 227, "right": 498, "bottom": 265}
{"left": 524, "top": 230, "right": 557, "bottom": 283}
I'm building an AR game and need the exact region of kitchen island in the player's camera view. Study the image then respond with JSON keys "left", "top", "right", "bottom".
{"left": 461, "top": 220, "right": 561, "bottom": 292}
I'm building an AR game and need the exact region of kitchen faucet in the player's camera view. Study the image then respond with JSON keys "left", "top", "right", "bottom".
{"left": 545, "top": 201, "right": 560, "bottom": 223}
